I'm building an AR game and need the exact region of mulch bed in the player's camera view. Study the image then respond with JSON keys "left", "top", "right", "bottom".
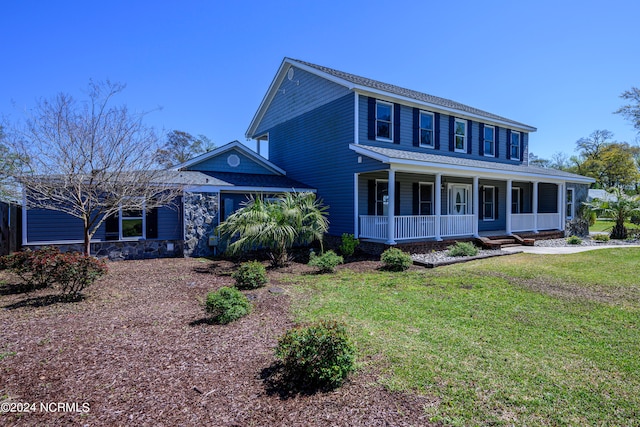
{"left": 0, "top": 258, "right": 436, "bottom": 426}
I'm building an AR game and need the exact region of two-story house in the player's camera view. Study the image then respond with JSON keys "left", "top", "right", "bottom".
{"left": 246, "top": 58, "right": 593, "bottom": 248}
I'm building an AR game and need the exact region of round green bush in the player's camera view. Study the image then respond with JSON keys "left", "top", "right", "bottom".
{"left": 205, "top": 286, "right": 252, "bottom": 324}
{"left": 308, "top": 250, "right": 344, "bottom": 273}
{"left": 275, "top": 320, "right": 356, "bottom": 389}
{"left": 567, "top": 235, "right": 583, "bottom": 245}
{"left": 380, "top": 248, "right": 412, "bottom": 271}
{"left": 232, "top": 261, "right": 268, "bottom": 290}
{"left": 447, "top": 241, "right": 479, "bottom": 257}
{"left": 592, "top": 233, "right": 610, "bottom": 242}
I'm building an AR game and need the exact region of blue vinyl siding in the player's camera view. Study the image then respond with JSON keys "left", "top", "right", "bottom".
{"left": 256, "top": 66, "right": 351, "bottom": 136}
{"left": 267, "top": 93, "right": 368, "bottom": 236}
{"left": 185, "top": 149, "right": 276, "bottom": 175}
{"left": 538, "top": 183, "right": 558, "bottom": 213}
{"left": 358, "top": 96, "right": 528, "bottom": 165}
{"left": 157, "top": 204, "right": 183, "bottom": 240}
{"left": 27, "top": 209, "right": 85, "bottom": 242}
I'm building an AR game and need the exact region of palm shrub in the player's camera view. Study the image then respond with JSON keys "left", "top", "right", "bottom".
{"left": 380, "top": 248, "right": 413, "bottom": 271}
{"left": 205, "top": 286, "right": 252, "bottom": 324}
{"left": 275, "top": 320, "right": 356, "bottom": 389}
{"left": 308, "top": 250, "right": 343, "bottom": 273}
{"left": 585, "top": 188, "right": 640, "bottom": 239}
{"left": 232, "top": 261, "right": 268, "bottom": 290}
{"left": 217, "top": 192, "right": 329, "bottom": 268}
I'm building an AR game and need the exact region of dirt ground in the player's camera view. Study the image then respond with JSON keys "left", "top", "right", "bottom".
{"left": 0, "top": 258, "right": 435, "bottom": 426}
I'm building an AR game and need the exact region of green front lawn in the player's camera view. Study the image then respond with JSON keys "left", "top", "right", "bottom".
{"left": 287, "top": 249, "right": 640, "bottom": 426}
{"left": 590, "top": 219, "right": 637, "bottom": 233}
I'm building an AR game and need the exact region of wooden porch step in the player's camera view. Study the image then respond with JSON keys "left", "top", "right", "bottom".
{"left": 477, "top": 234, "right": 535, "bottom": 249}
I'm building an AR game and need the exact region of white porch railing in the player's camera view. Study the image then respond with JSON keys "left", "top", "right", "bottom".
{"left": 359, "top": 216, "right": 388, "bottom": 240}
{"left": 395, "top": 215, "right": 436, "bottom": 240}
{"left": 440, "top": 215, "right": 474, "bottom": 237}
{"left": 512, "top": 214, "right": 535, "bottom": 232}
{"left": 538, "top": 213, "right": 560, "bottom": 230}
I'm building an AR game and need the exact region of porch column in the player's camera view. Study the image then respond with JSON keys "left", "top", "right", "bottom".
{"left": 506, "top": 179, "right": 512, "bottom": 235}
{"left": 473, "top": 176, "right": 479, "bottom": 237}
{"left": 532, "top": 181, "right": 539, "bottom": 233}
{"left": 435, "top": 173, "right": 442, "bottom": 241}
{"left": 353, "top": 173, "right": 359, "bottom": 238}
{"left": 386, "top": 169, "right": 396, "bottom": 244}
{"left": 557, "top": 182, "right": 564, "bottom": 231}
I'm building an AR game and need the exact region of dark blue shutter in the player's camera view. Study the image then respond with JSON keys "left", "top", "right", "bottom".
{"left": 479, "top": 186, "right": 484, "bottom": 220}
{"left": 479, "top": 123, "right": 485, "bottom": 156}
{"left": 507, "top": 129, "right": 512, "bottom": 160}
{"left": 393, "top": 103, "right": 401, "bottom": 144}
{"left": 395, "top": 182, "right": 401, "bottom": 213}
{"left": 412, "top": 183, "right": 419, "bottom": 215}
{"left": 368, "top": 97, "right": 376, "bottom": 141}
{"left": 495, "top": 126, "right": 500, "bottom": 158}
{"left": 412, "top": 108, "right": 420, "bottom": 147}
{"left": 495, "top": 187, "right": 499, "bottom": 219}
{"left": 105, "top": 212, "right": 119, "bottom": 241}
{"left": 367, "top": 180, "right": 376, "bottom": 215}
{"left": 146, "top": 207, "right": 158, "bottom": 239}
{"left": 520, "top": 133, "right": 525, "bottom": 162}
{"left": 449, "top": 116, "right": 455, "bottom": 151}
{"left": 467, "top": 120, "right": 473, "bottom": 154}
{"left": 434, "top": 112, "right": 441, "bottom": 149}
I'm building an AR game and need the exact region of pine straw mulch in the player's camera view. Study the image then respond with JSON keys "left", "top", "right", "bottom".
{"left": 0, "top": 258, "right": 437, "bottom": 426}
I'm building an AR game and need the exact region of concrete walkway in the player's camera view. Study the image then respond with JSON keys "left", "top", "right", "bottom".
{"left": 501, "top": 244, "right": 640, "bottom": 255}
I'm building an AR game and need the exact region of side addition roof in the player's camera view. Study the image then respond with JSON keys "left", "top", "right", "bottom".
{"left": 247, "top": 58, "right": 537, "bottom": 138}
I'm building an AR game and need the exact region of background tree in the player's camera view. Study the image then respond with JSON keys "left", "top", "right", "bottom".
{"left": 217, "top": 192, "right": 329, "bottom": 267}
{"left": 0, "top": 125, "right": 25, "bottom": 201}
{"left": 155, "top": 130, "right": 215, "bottom": 168}
{"left": 10, "top": 81, "right": 183, "bottom": 255}
{"left": 615, "top": 87, "right": 640, "bottom": 134}
{"left": 585, "top": 188, "right": 640, "bottom": 239}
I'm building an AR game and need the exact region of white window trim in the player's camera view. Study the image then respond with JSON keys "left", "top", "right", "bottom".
{"left": 483, "top": 185, "right": 495, "bottom": 221}
{"left": 448, "top": 183, "right": 472, "bottom": 215}
{"left": 454, "top": 118, "right": 467, "bottom": 153}
{"left": 419, "top": 182, "right": 434, "bottom": 215}
{"left": 419, "top": 111, "right": 435, "bottom": 148}
{"left": 511, "top": 131, "right": 521, "bottom": 160}
{"left": 483, "top": 125, "right": 495, "bottom": 158}
{"left": 511, "top": 187, "right": 521, "bottom": 214}
{"left": 376, "top": 100, "right": 394, "bottom": 142}
{"left": 119, "top": 199, "right": 146, "bottom": 241}
{"left": 375, "top": 179, "right": 389, "bottom": 216}
{"left": 566, "top": 187, "right": 575, "bottom": 219}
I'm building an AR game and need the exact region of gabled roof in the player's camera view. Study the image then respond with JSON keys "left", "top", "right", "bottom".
{"left": 152, "top": 170, "right": 314, "bottom": 191}
{"left": 172, "top": 140, "right": 286, "bottom": 175}
{"left": 247, "top": 58, "right": 536, "bottom": 138}
{"left": 351, "top": 144, "right": 595, "bottom": 184}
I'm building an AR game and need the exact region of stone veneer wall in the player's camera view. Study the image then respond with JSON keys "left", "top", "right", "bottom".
{"left": 183, "top": 191, "right": 219, "bottom": 258}
{"left": 26, "top": 240, "right": 184, "bottom": 261}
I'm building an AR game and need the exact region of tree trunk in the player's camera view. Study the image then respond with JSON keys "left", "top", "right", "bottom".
{"left": 83, "top": 219, "right": 91, "bottom": 256}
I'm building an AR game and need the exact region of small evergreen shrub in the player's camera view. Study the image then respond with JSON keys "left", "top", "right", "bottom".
{"left": 232, "top": 261, "right": 268, "bottom": 290}
{"left": 205, "top": 286, "right": 252, "bottom": 324}
{"left": 308, "top": 250, "right": 344, "bottom": 273}
{"left": 592, "top": 233, "right": 610, "bottom": 242}
{"left": 380, "top": 248, "right": 413, "bottom": 271}
{"left": 447, "top": 241, "right": 479, "bottom": 257}
{"left": 339, "top": 233, "right": 360, "bottom": 257}
{"left": 0, "top": 247, "right": 62, "bottom": 289}
{"left": 567, "top": 235, "right": 583, "bottom": 245}
{"left": 275, "top": 320, "right": 356, "bottom": 389}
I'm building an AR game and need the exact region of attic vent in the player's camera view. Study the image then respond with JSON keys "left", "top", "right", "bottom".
{"left": 287, "top": 68, "right": 294, "bottom": 81}
{"left": 227, "top": 154, "right": 240, "bottom": 168}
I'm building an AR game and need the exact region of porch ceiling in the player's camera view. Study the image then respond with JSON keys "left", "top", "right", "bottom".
{"left": 351, "top": 144, "right": 594, "bottom": 184}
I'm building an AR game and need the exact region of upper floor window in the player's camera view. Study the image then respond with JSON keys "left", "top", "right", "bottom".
{"left": 419, "top": 111, "right": 434, "bottom": 147}
{"left": 376, "top": 101, "right": 393, "bottom": 141}
{"left": 484, "top": 125, "right": 495, "bottom": 157}
{"left": 454, "top": 119, "right": 467, "bottom": 152}
{"left": 510, "top": 131, "right": 521, "bottom": 159}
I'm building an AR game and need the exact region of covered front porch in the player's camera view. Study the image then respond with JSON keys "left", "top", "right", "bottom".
{"left": 355, "top": 170, "right": 565, "bottom": 244}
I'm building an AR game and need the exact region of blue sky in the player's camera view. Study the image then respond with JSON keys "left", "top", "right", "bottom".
{"left": 2, "top": 0, "right": 638, "bottom": 159}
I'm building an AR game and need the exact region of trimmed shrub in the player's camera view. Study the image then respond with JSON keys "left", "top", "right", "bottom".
{"left": 205, "top": 286, "right": 252, "bottom": 324}
{"left": 447, "top": 241, "right": 479, "bottom": 257}
{"left": 232, "top": 261, "right": 268, "bottom": 290}
{"left": 308, "top": 250, "right": 344, "bottom": 273}
{"left": 567, "top": 235, "right": 583, "bottom": 245}
{"left": 275, "top": 320, "right": 356, "bottom": 389}
{"left": 339, "top": 233, "right": 360, "bottom": 257}
{"left": 380, "top": 248, "right": 413, "bottom": 271}
{"left": 592, "top": 233, "right": 610, "bottom": 242}
{"left": 0, "top": 247, "right": 107, "bottom": 297}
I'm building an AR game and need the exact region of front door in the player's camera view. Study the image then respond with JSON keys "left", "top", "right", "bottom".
{"left": 449, "top": 184, "right": 471, "bottom": 215}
